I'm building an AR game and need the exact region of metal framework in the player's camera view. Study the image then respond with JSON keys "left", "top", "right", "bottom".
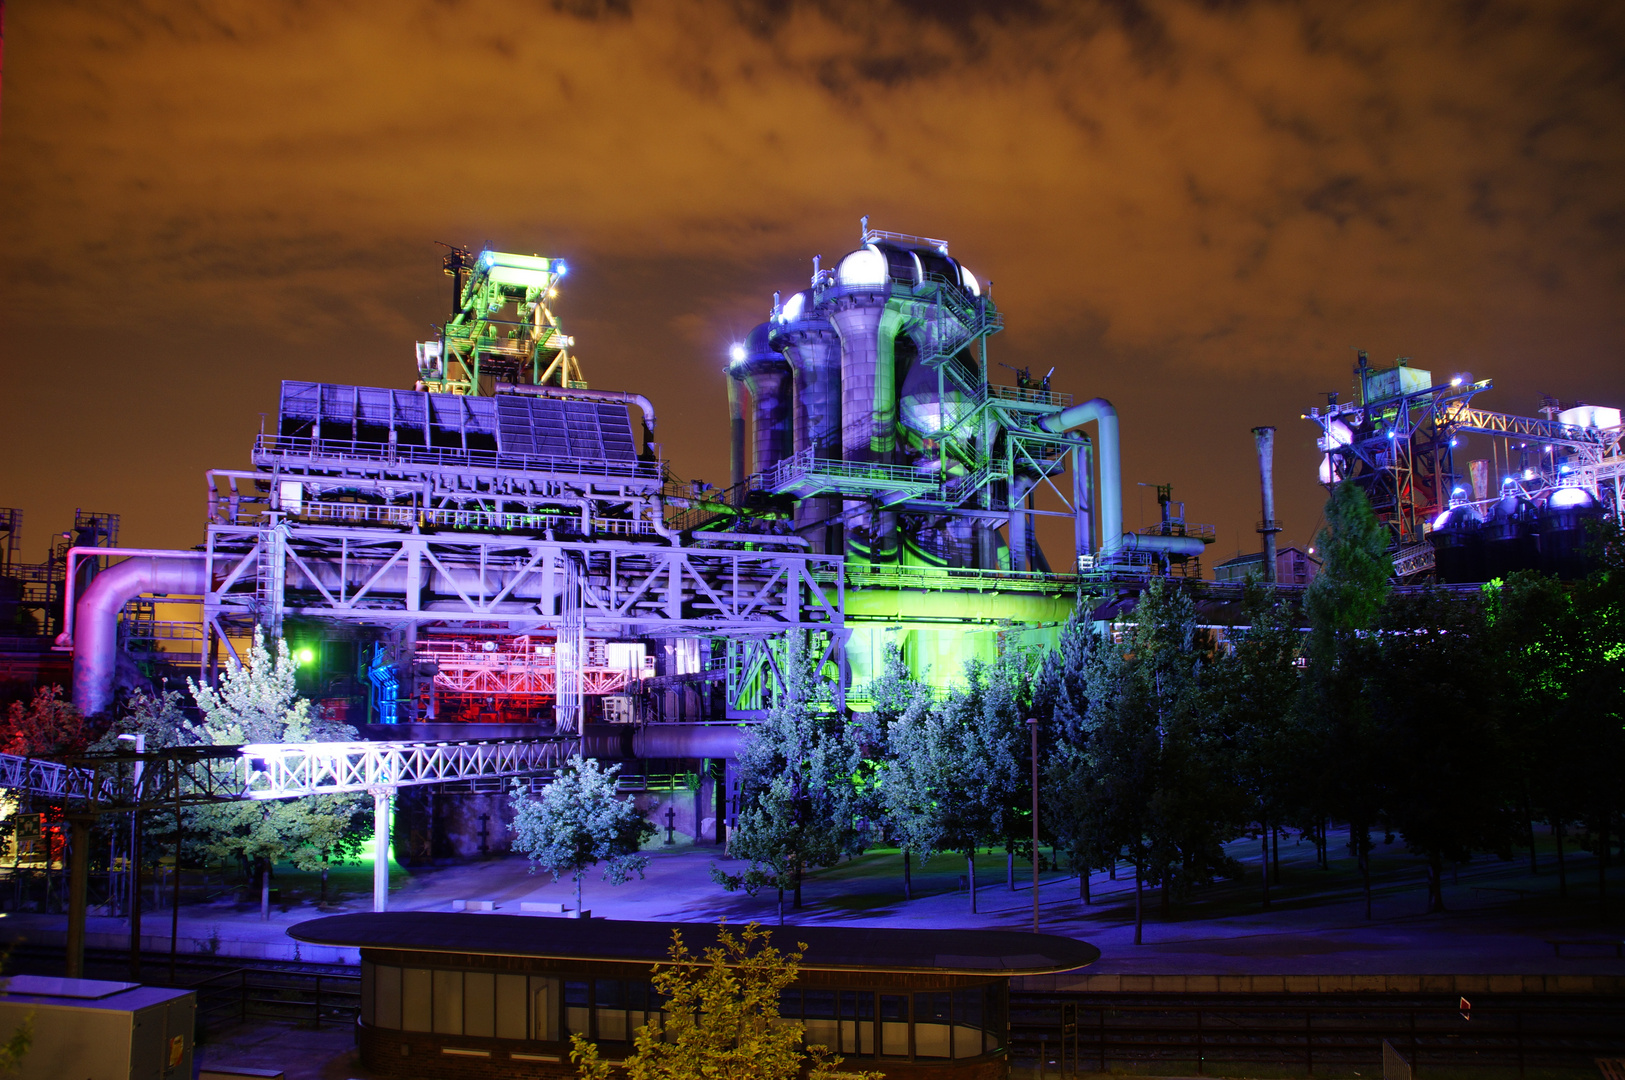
{"left": 421, "top": 248, "right": 582, "bottom": 395}
{"left": 1306, "top": 358, "right": 1623, "bottom": 547}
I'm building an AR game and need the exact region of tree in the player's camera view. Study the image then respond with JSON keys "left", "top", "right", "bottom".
{"left": 1037, "top": 610, "right": 1117, "bottom": 901}
{"left": 715, "top": 634, "right": 868, "bottom": 920}
{"left": 919, "top": 655, "right": 1024, "bottom": 913}
{"left": 1299, "top": 483, "right": 1394, "bottom": 917}
{"left": 509, "top": 754, "right": 654, "bottom": 915}
{"left": 569, "top": 922, "right": 881, "bottom": 1080}
{"left": 1485, "top": 571, "right": 1573, "bottom": 880}
{"left": 1209, "top": 583, "right": 1302, "bottom": 910}
{"left": 865, "top": 641, "right": 933, "bottom": 898}
{"left": 185, "top": 628, "right": 370, "bottom": 916}
{"left": 1, "top": 686, "right": 91, "bottom": 758}
{"left": 1375, "top": 590, "right": 1512, "bottom": 913}
{"left": 1304, "top": 482, "right": 1394, "bottom": 657}
{"left": 1080, "top": 577, "right": 1240, "bottom": 942}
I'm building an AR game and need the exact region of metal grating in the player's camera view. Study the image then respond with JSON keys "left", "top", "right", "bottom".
{"left": 277, "top": 382, "right": 637, "bottom": 464}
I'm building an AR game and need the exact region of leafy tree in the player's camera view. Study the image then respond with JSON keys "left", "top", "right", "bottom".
{"left": 1, "top": 686, "right": 91, "bottom": 758}
{"left": 0, "top": 948, "right": 34, "bottom": 1077}
{"left": 509, "top": 754, "right": 654, "bottom": 915}
{"left": 1299, "top": 483, "right": 1394, "bottom": 917}
{"left": 1566, "top": 552, "right": 1625, "bottom": 917}
{"left": 1374, "top": 590, "right": 1512, "bottom": 913}
{"left": 924, "top": 653, "right": 1028, "bottom": 912}
{"left": 1485, "top": 572, "right": 1574, "bottom": 879}
{"left": 1080, "top": 577, "right": 1240, "bottom": 942}
{"left": 865, "top": 641, "right": 933, "bottom": 898}
{"left": 1209, "top": 583, "right": 1302, "bottom": 910}
{"left": 1304, "top": 482, "right": 1393, "bottom": 657}
{"left": 185, "top": 628, "right": 370, "bottom": 913}
{"left": 570, "top": 922, "right": 881, "bottom": 1080}
{"left": 715, "top": 635, "right": 868, "bottom": 920}
{"left": 1037, "top": 610, "right": 1117, "bottom": 901}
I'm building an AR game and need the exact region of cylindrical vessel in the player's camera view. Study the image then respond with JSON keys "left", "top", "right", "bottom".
{"left": 738, "top": 323, "right": 793, "bottom": 475}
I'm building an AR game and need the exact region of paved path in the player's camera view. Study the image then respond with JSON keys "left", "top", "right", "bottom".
{"left": 3, "top": 829, "right": 1620, "bottom": 976}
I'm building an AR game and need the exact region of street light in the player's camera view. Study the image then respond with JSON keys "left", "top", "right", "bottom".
{"left": 116, "top": 732, "right": 145, "bottom": 979}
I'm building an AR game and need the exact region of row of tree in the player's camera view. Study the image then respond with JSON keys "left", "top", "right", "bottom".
{"left": 719, "top": 486, "right": 1625, "bottom": 936}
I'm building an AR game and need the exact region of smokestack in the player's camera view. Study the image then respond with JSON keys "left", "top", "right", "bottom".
{"left": 1252, "top": 426, "right": 1281, "bottom": 583}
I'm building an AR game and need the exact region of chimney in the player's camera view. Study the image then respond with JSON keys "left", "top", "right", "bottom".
{"left": 1252, "top": 426, "right": 1281, "bottom": 583}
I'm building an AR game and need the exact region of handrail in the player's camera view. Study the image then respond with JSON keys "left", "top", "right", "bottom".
{"left": 253, "top": 434, "right": 663, "bottom": 482}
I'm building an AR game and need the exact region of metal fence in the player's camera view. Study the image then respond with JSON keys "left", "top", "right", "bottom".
{"left": 1010, "top": 995, "right": 1625, "bottom": 1076}
{"left": 191, "top": 967, "right": 360, "bottom": 1030}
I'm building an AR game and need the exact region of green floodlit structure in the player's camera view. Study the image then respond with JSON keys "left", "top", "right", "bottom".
{"left": 706, "top": 222, "right": 1212, "bottom": 706}
{"left": 418, "top": 247, "right": 583, "bottom": 395}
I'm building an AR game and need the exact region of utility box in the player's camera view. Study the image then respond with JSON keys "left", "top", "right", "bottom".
{"left": 0, "top": 975, "right": 194, "bottom": 1080}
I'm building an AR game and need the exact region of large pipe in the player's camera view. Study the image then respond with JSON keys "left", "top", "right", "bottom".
{"left": 1115, "top": 534, "right": 1208, "bottom": 558}
{"left": 68, "top": 554, "right": 208, "bottom": 716}
{"left": 496, "top": 383, "right": 657, "bottom": 452}
{"left": 633, "top": 723, "right": 747, "bottom": 760}
{"left": 1252, "top": 425, "right": 1279, "bottom": 583}
{"left": 1037, "top": 398, "right": 1121, "bottom": 554}
{"left": 726, "top": 375, "right": 746, "bottom": 489}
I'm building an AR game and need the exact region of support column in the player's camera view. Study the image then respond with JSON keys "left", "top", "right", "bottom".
{"left": 66, "top": 817, "right": 91, "bottom": 979}
{"left": 372, "top": 788, "right": 392, "bottom": 913}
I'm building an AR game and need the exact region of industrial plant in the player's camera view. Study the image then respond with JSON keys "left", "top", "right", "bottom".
{"left": 2, "top": 223, "right": 1621, "bottom": 877}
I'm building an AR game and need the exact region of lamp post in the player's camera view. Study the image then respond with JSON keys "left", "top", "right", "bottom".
{"left": 116, "top": 732, "right": 145, "bottom": 979}
{"left": 1027, "top": 717, "right": 1039, "bottom": 933}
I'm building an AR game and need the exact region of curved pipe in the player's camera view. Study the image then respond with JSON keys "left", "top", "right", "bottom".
{"left": 496, "top": 383, "right": 657, "bottom": 449}
{"left": 1037, "top": 398, "right": 1121, "bottom": 552}
{"left": 69, "top": 554, "right": 208, "bottom": 716}
{"left": 632, "top": 723, "right": 747, "bottom": 760}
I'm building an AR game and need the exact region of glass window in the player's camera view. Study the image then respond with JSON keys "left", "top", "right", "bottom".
{"left": 802, "top": 989, "right": 837, "bottom": 1052}
{"left": 879, "top": 995, "right": 908, "bottom": 1058}
{"left": 840, "top": 990, "right": 874, "bottom": 1056}
{"left": 495, "top": 973, "right": 528, "bottom": 1040}
{"left": 464, "top": 972, "right": 495, "bottom": 1038}
{"left": 373, "top": 965, "right": 401, "bottom": 1031}
{"left": 953, "top": 986, "right": 984, "bottom": 1058}
{"left": 564, "top": 980, "right": 590, "bottom": 1038}
{"left": 779, "top": 989, "right": 801, "bottom": 1019}
{"left": 913, "top": 992, "right": 952, "bottom": 1058}
{"left": 433, "top": 969, "right": 464, "bottom": 1034}
{"left": 532, "top": 977, "right": 560, "bottom": 1042}
{"left": 402, "top": 968, "right": 432, "bottom": 1032}
{"left": 596, "top": 979, "right": 630, "bottom": 1042}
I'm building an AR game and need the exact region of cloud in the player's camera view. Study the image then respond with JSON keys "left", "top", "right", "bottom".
{"left": 1, "top": 0, "right": 1621, "bottom": 551}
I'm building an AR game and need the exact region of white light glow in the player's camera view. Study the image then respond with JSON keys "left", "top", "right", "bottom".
{"left": 1433, "top": 510, "right": 1453, "bottom": 530}
{"left": 836, "top": 245, "right": 888, "bottom": 288}
{"left": 782, "top": 291, "right": 806, "bottom": 323}
{"left": 729, "top": 344, "right": 747, "bottom": 364}
{"left": 959, "top": 265, "right": 981, "bottom": 297}
{"left": 1549, "top": 487, "right": 1593, "bottom": 509}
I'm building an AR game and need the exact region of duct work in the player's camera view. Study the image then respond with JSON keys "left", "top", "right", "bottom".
{"left": 68, "top": 554, "right": 208, "bottom": 716}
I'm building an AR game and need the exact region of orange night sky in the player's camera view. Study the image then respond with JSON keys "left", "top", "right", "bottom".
{"left": 1, "top": 1, "right": 1621, "bottom": 564}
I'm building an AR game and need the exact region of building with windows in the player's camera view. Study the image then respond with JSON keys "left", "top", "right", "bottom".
{"left": 291, "top": 913, "right": 1098, "bottom": 1078}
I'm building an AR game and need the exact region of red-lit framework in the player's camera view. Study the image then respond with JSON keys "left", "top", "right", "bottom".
{"left": 411, "top": 635, "right": 650, "bottom": 723}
